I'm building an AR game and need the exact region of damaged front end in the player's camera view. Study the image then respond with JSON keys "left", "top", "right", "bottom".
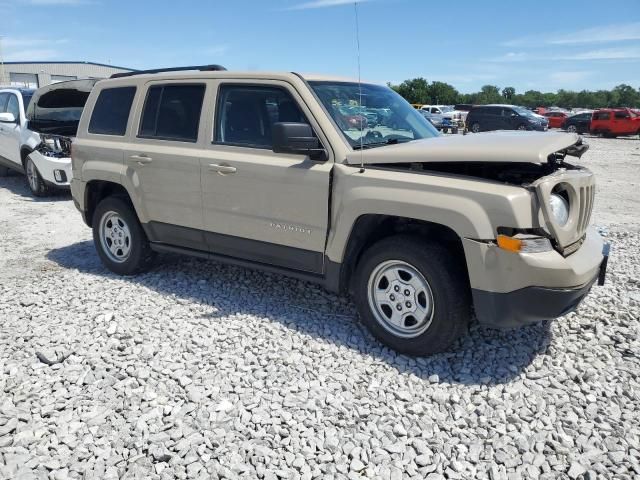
{"left": 35, "top": 134, "right": 72, "bottom": 158}
{"left": 367, "top": 134, "right": 595, "bottom": 256}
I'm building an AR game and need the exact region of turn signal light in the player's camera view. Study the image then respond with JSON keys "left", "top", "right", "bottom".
{"left": 496, "top": 234, "right": 552, "bottom": 253}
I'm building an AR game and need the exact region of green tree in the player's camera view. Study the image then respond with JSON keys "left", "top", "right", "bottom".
{"left": 502, "top": 87, "right": 516, "bottom": 101}
{"left": 389, "top": 78, "right": 430, "bottom": 104}
{"left": 612, "top": 84, "right": 638, "bottom": 107}
{"left": 476, "top": 85, "right": 502, "bottom": 104}
{"left": 427, "top": 81, "right": 460, "bottom": 105}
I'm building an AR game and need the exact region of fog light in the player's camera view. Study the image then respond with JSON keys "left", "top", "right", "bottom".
{"left": 53, "top": 170, "right": 67, "bottom": 183}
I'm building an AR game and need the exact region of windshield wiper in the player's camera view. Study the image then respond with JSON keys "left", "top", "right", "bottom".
{"left": 353, "top": 138, "right": 412, "bottom": 150}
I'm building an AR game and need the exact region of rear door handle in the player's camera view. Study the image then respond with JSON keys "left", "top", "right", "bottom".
{"left": 208, "top": 163, "right": 236, "bottom": 175}
{"left": 130, "top": 154, "right": 153, "bottom": 165}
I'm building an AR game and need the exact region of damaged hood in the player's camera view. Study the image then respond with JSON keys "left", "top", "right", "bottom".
{"left": 345, "top": 131, "right": 588, "bottom": 166}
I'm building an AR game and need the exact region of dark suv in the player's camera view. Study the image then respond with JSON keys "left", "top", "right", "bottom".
{"left": 466, "top": 105, "right": 548, "bottom": 133}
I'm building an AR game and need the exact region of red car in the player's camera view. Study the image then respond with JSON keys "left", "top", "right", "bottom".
{"left": 544, "top": 111, "right": 569, "bottom": 129}
{"left": 590, "top": 108, "right": 640, "bottom": 138}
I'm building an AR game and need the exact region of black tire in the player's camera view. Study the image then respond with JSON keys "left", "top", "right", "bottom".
{"left": 566, "top": 125, "right": 577, "bottom": 133}
{"left": 470, "top": 122, "right": 481, "bottom": 133}
{"left": 25, "top": 156, "right": 51, "bottom": 197}
{"left": 353, "top": 235, "right": 470, "bottom": 356}
{"left": 92, "top": 196, "right": 156, "bottom": 275}
{"left": 517, "top": 124, "right": 528, "bottom": 131}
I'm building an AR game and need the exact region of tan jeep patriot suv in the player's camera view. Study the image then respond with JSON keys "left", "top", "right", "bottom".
{"left": 70, "top": 65, "right": 609, "bottom": 356}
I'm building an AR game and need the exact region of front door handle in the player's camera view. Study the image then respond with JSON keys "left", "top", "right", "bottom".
{"left": 208, "top": 163, "right": 236, "bottom": 175}
{"left": 129, "top": 154, "right": 153, "bottom": 165}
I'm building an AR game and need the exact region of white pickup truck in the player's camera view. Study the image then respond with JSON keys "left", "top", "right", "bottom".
{"left": 0, "top": 79, "right": 96, "bottom": 196}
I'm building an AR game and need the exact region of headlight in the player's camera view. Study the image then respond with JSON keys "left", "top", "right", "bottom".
{"left": 549, "top": 193, "right": 569, "bottom": 226}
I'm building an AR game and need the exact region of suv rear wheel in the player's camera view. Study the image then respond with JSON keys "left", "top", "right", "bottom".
{"left": 470, "top": 122, "right": 481, "bottom": 133}
{"left": 92, "top": 196, "right": 156, "bottom": 275}
{"left": 566, "top": 124, "right": 577, "bottom": 133}
{"left": 353, "top": 235, "right": 470, "bottom": 356}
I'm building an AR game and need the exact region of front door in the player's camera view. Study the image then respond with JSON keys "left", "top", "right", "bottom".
{"left": 0, "top": 93, "right": 22, "bottom": 166}
{"left": 200, "top": 82, "right": 332, "bottom": 274}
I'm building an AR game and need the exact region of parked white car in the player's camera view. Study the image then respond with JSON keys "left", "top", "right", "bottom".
{"left": 420, "top": 105, "right": 466, "bottom": 124}
{"left": 0, "top": 79, "right": 97, "bottom": 196}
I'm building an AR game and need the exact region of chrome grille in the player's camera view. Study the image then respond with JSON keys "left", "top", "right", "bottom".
{"left": 577, "top": 184, "right": 595, "bottom": 237}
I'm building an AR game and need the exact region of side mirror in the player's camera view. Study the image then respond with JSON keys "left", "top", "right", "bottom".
{"left": 0, "top": 113, "right": 17, "bottom": 124}
{"left": 272, "top": 122, "right": 326, "bottom": 161}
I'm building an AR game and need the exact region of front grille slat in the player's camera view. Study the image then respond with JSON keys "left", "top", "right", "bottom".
{"left": 578, "top": 186, "right": 586, "bottom": 232}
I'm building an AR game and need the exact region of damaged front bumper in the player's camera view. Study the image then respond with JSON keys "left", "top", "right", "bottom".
{"left": 463, "top": 227, "right": 609, "bottom": 329}
{"left": 28, "top": 150, "right": 72, "bottom": 188}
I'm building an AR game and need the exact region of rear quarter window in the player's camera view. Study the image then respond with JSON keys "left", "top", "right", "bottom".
{"left": 88, "top": 86, "right": 136, "bottom": 136}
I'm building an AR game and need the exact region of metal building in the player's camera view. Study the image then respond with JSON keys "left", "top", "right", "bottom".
{"left": 0, "top": 61, "right": 133, "bottom": 88}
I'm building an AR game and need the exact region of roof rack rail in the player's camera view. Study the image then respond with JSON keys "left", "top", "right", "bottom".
{"left": 110, "top": 64, "right": 227, "bottom": 79}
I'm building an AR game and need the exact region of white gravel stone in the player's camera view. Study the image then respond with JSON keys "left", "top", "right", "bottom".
{"left": 0, "top": 136, "right": 638, "bottom": 478}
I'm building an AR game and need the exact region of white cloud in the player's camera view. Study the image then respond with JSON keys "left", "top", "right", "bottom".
{"left": 287, "top": 0, "right": 370, "bottom": 10}
{"left": 1, "top": 37, "right": 67, "bottom": 62}
{"left": 504, "top": 22, "right": 640, "bottom": 47}
{"left": 4, "top": 49, "right": 59, "bottom": 61}
{"left": 548, "top": 71, "right": 592, "bottom": 84}
{"left": 203, "top": 45, "right": 229, "bottom": 56}
{"left": 550, "top": 22, "right": 640, "bottom": 45}
{"left": 566, "top": 47, "right": 640, "bottom": 60}
{"left": 25, "top": 0, "right": 93, "bottom": 4}
{"left": 488, "top": 52, "right": 529, "bottom": 62}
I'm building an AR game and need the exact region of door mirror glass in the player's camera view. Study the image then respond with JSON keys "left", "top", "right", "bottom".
{"left": 272, "top": 122, "right": 326, "bottom": 161}
{"left": 0, "top": 112, "right": 17, "bottom": 123}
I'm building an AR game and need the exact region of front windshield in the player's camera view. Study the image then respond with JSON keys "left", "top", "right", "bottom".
{"left": 309, "top": 81, "right": 439, "bottom": 149}
{"left": 440, "top": 106, "right": 454, "bottom": 113}
{"left": 513, "top": 106, "right": 537, "bottom": 118}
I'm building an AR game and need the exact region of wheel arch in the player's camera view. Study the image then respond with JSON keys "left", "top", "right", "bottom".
{"left": 336, "top": 214, "right": 469, "bottom": 294}
{"left": 84, "top": 180, "right": 134, "bottom": 227}
{"left": 20, "top": 146, "right": 33, "bottom": 170}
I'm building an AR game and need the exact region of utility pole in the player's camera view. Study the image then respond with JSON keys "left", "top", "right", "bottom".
{"left": 0, "top": 36, "right": 6, "bottom": 87}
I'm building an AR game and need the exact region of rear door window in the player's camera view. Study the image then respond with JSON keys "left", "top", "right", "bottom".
{"left": 88, "top": 86, "right": 136, "bottom": 136}
{"left": 614, "top": 111, "right": 630, "bottom": 119}
{"left": 139, "top": 84, "right": 205, "bottom": 142}
{"left": 593, "top": 111, "right": 610, "bottom": 120}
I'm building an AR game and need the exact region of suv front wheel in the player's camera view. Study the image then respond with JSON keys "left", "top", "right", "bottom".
{"left": 92, "top": 196, "right": 156, "bottom": 275}
{"left": 353, "top": 235, "right": 470, "bottom": 356}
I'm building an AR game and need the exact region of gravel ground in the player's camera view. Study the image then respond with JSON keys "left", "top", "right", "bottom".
{"left": 1, "top": 136, "right": 639, "bottom": 480}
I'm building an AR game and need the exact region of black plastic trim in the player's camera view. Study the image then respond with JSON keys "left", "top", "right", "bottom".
{"left": 149, "top": 244, "right": 341, "bottom": 293}
{"left": 111, "top": 64, "right": 225, "bottom": 79}
{"left": 472, "top": 276, "right": 598, "bottom": 330}
{"left": 143, "top": 221, "right": 325, "bottom": 275}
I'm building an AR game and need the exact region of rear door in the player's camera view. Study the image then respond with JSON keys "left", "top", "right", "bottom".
{"left": 199, "top": 80, "right": 333, "bottom": 273}
{"left": 123, "top": 81, "right": 207, "bottom": 250}
{"left": 612, "top": 110, "right": 632, "bottom": 135}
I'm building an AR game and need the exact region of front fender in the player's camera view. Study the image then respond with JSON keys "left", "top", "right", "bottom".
{"left": 326, "top": 164, "right": 536, "bottom": 263}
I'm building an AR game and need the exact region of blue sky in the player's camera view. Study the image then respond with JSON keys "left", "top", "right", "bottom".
{"left": 1, "top": 0, "right": 639, "bottom": 93}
